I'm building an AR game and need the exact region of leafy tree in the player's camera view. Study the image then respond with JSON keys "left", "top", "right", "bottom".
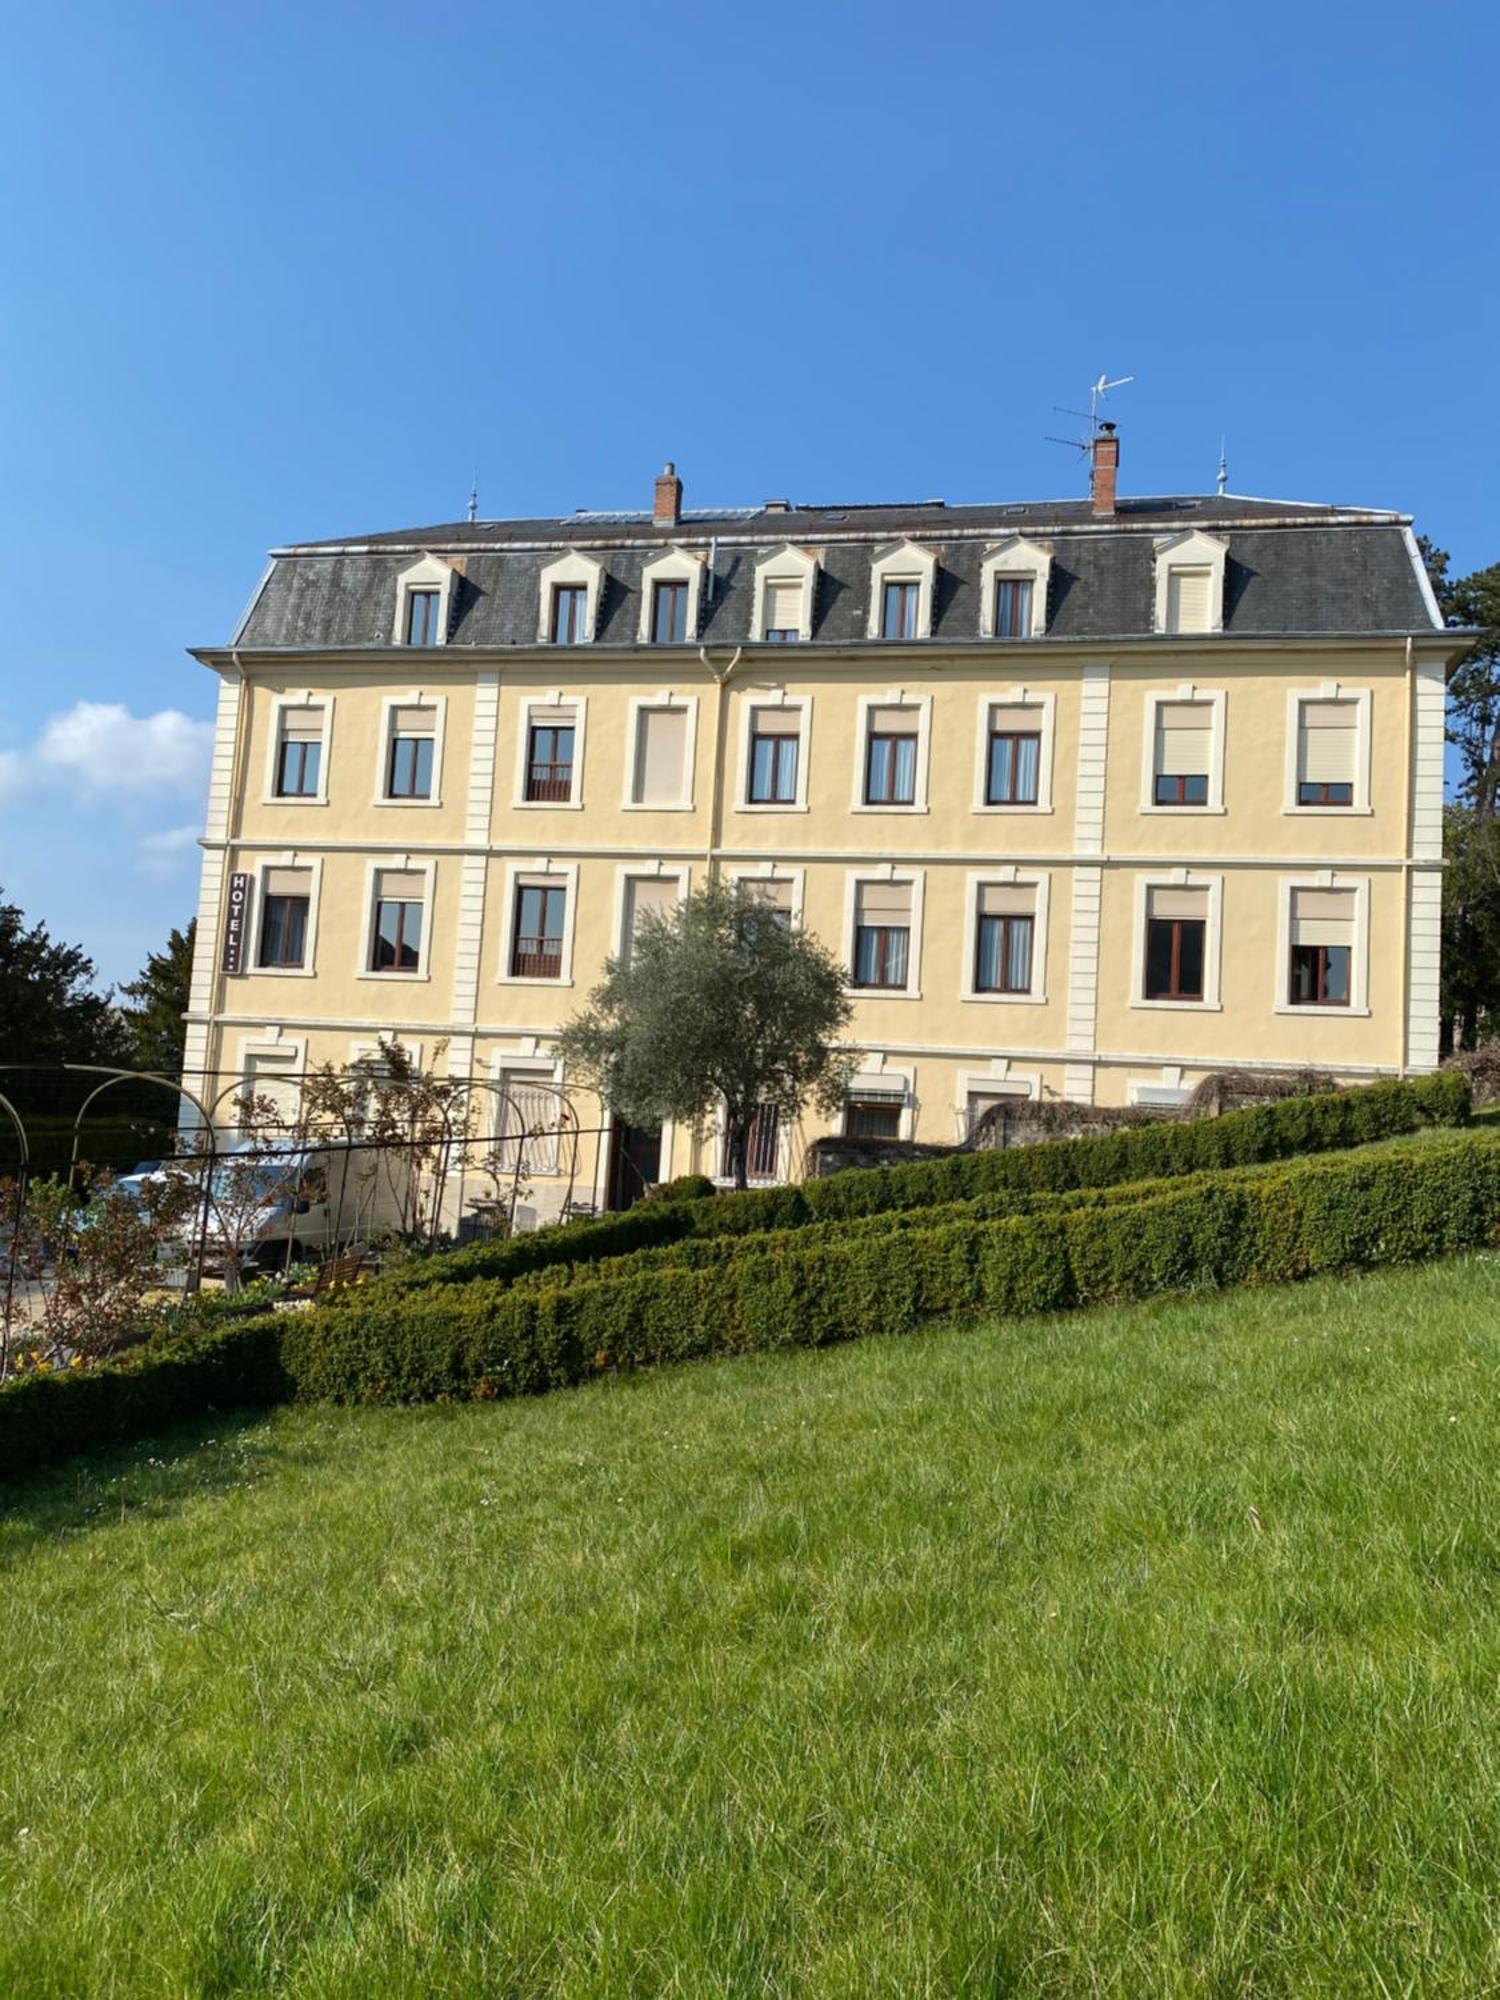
{"left": 1420, "top": 538, "right": 1500, "bottom": 1049}
{"left": 0, "top": 888, "right": 126, "bottom": 1090}
{"left": 558, "top": 881, "right": 854, "bottom": 1191}
{"left": 118, "top": 920, "right": 195, "bottom": 1075}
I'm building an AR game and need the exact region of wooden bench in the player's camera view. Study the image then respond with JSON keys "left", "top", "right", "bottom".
{"left": 311, "top": 1251, "right": 372, "bottom": 1297}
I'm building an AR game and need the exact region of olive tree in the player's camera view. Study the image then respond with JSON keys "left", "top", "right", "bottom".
{"left": 558, "top": 881, "right": 853, "bottom": 1191}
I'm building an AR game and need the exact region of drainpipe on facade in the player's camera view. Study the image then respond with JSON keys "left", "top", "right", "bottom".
{"left": 691, "top": 645, "right": 743, "bottom": 1176}
{"left": 1399, "top": 634, "right": 1415, "bottom": 1074}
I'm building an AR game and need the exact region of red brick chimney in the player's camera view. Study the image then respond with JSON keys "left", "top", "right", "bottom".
{"left": 1090, "top": 422, "right": 1119, "bottom": 517}
{"left": 653, "top": 461, "right": 682, "bottom": 527}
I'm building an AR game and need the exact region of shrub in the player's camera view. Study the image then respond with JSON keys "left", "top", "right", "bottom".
{"left": 643, "top": 1173, "right": 718, "bottom": 1203}
{"left": 0, "top": 1318, "right": 287, "bottom": 1481}
{"left": 279, "top": 1126, "right": 1500, "bottom": 1407}
{"left": 381, "top": 1073, "right": 1470, "bottom": 1299}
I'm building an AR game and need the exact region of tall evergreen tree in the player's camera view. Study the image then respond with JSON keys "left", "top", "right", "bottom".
{"left": 1420, "top": 538, "right": 1500, "bottom": 1049}
{"left": 118, "top": 920, "right": 195, "bottom": 1075}
{"left": 0, "top": 888, "right": 127, "bottom": 1086}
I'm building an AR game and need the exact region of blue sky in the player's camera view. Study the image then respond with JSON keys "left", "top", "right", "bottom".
{"left": 1, "top": 0, "right": 1495, "bottom": 987}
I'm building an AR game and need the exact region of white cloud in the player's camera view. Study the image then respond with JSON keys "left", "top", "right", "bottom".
{"left": 36, "top": 702, "right": 214, "bottom": 799}
{"left": 137, "top": 823, "right": 202, "bottom": 876}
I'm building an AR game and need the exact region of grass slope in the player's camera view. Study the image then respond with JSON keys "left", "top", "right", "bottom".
{"left": 6, "top": 1257, "right": 1500, "bottom": 1995}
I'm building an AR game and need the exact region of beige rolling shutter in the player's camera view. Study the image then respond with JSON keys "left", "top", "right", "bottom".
{"left": 1291, "top": 888, "right": 1355, "bottom": 946}
{"left": 263, "top": 866, "right": 310, "bottom": 898}
{"left": 856, "top": 880, "right": 912, "bottom": 924}
{"left": 751, "top": 704, "right": 800, "bottom": 736}
{"left": 988, "top": 701, "right": 1042, "bottom": 733}
{"left": 1165, "top": 567, "right": 1213, "bottom": 633}
{"left": 634, "top": 707, "right": 688, "bottom": 803}
{"left": 529, "top": 702, "right": 576, "bottom": 727}
{"left": 1147, "top": 885, "right": 1209, "bottom": 922}
{"left": 628, "top": 876, "right": 677, "bottom": 928}
{"left": 868, "top": 704, "right": 916, "bottom": 736}
{"left": 392, "top": 705, "right": 435, "bottom": 737}
{"left": 280, "top": 706, "right": 323, "bottom": 742}
{"left": 763, "top": 580, "right": 802, "bottom": 634}
{"left": 1155, "top": 701, "right": 1211, "bottom": 775}
{"left": 376, "top": 869, "right": 425, "bottom": 903}
{"left": 1299, "top": 703, "right": 1357, "bottom": 785}
{"left": 741, "top": 877, "right": 794, "bottom": 916}
{"left": 977, "top": 882, "right": 1035, "bottom": 916}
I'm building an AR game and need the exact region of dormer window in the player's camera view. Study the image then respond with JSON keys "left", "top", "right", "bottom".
{"left": 979, "top": 538, "right": 1051, "bottom": 639}
{"left": 993, "top": 577, "right": 1032, "bottom": 638}
{"left": 638, "top": 548, "right": 705, "bottom": 645}
{"left": 881, "top": 580, "right": 920, "bottom": 640}
{"left": 868, "top": 541, "right": 938, "bottom": 641}
{"left": 403, "top": 589, "right": 441, "bottom": 646}
{"left": 763, "top": 582, "right": 802, "bottom": 642}
{"left": 391, "top": 555, "right": 454, "bottom": 647}
{"left": 651, "top": 580, "right": 687, "bottom": 644}
{"left": 537, "top": 551, "right": 604, "bottom": 645}
{"left": 1152, "top": 530, "right": 1228, "bottom": 635}
{"left": 551, "top": 585, "right": 587, "bottom": 643}
{"left": 751, "top": 543, "right": 818, "bottom": 644}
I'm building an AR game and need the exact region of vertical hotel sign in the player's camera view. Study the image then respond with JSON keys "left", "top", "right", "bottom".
{"left": 221, "top": 872, "right": 251, "bottom": 975}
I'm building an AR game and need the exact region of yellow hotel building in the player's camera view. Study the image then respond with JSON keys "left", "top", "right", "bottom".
{"left": 183, "top": 435, "right": 1459, "bottom": 1217}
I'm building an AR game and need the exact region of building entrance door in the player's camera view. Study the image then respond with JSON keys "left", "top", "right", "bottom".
{"left": 607, "top": 1121, "right": 661, "bottom": 1209}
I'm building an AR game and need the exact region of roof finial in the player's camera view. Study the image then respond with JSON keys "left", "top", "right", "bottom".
{"left": 1217, "top": 437, "right": 1228, "bottom": 497}
{"left": 467, "top": 469, "right": 479, "bottom": 524}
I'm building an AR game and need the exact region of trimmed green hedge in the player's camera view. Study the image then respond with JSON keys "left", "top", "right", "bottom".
{"left": 0, "top": 1074, "right": 1479, "bottom": 1478}
{"left": 0, "top": 1317, "right": 287, "bottom": 1481}
{"left": 376, "top": 1072, "right": 1470, "bottom": 1300}
{"left": 278, "top": 1127, "right": 1500, "bottom": 1406}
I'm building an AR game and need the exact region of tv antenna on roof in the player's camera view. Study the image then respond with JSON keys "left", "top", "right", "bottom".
{"left": 1046, "top": 372, "right": 1135, "bottom": 456}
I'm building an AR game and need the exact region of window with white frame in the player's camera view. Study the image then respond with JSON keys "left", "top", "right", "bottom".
{"left": 638, "top": 550, "right": 703, "bottom": 646}
{"left": 1152, "top": 530, "right": 1227, "bottom": 635}
{"left": 984, "top": 701, "right": 1044, "bottom": 806}
{"left": 392, "top": 557, "right": 454, "bottom": 647}
{"left": 851, "top": 879, "right": 913, "bottom": 989}
{"left": 1152, "top": 700, "right": 1213, "bottom": 807}
{"left": 495, "top": 1068, "right": 562, "bottom": 1177}
{"left": 972, "top": 883, "right": 1036, "bottom": 996}
{"left": 256, "top": 866, "right": 313, "bottom": 970}
{"left": 1296, "top": 699, "right": 1358, "bottom": 807}
{"left": 868, "top": 542, "right": 937, "bottom": 640}
{"left": 273, "top": 704, "right": 325, "bottom": 799}
{"left": 630, "top": 703, "right": 690, "bottom": 806}
{"left": 962, "top": 1081, "right": 1031, "bottom": 1140}
{"left": 368, "top": 868, "right": 426, "bottom": 974}
{"left": 241, "top": 1048, "right": 301, "bottom": 1126}
{"left": 622, "top": 874, "right": 678, "bottom": 963}
{"left": 746, "top": 704, "right": 800, "bottom": 804}
{"left": 509, "top": 878, "right": 568, "bottom": 980}
{"left": 720, "top": 1102, "right": 782, "bottom": 1180}
{"left": 843, "top": 1086, "right": 906, "bottom": 1141}
{"left": 550, "top": 585, "right": 588, "bottom": 644}
{"left": 1142, "top": 884, "right": 1209, "bottom": 1002}
{"left": 880, "top": 578, "right": 921, "bottom": 639}
{"left": 736, "top": 875, "right": 795, "bottom": 928}
{"left": 979, "top": 538, "right": 1051, "bottom": 639}
{"left": 863, "top": 704, "right": 920, "bottom": 805}
{"left": 761, "top": 580, "right": 803, "bottom": 642}
{"left": 524, "top": 704, "right": 578, "bottom": 803}
{"left": 1287, "top": 887, "right": 1355, "bottom": 1007}
{"left": 383, "top": 704, "right": 437, "bottom": 801}
{"left": 536, "top": 551, "right": 603, "bottom": 645}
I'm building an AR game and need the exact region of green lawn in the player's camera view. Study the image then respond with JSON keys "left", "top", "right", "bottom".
{"left": 8, "top": 1259, "right": 1500, "bottom": 1995}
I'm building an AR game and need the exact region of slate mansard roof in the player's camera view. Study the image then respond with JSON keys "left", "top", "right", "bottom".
{"left": 229, "top": 489, "right": 1443, "bottom": 651}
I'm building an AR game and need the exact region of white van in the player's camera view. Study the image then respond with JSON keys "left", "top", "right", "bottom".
{"left": 128, "top": 1138, "right": 416, "bottom": 1276}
